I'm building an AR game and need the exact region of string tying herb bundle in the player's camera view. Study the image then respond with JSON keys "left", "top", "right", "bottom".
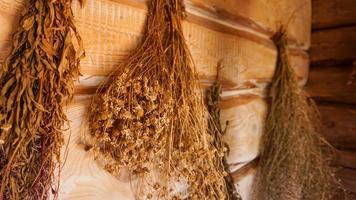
{"left": 205, "top": 64, "right": 241, "bottom": 200}
{"left": 253, "top": 27, "right": 336, "bottom": 200}
{"left": 88, "top": 0, "right": 227, "bottom": 199}
{"left": 0, "top": 0, "right": 84, "bottom": 199}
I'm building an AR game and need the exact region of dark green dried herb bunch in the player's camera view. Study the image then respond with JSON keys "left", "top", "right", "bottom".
{"left": 0, "top": 0, "right": 84, "bottom": 199}
{"left": 88, "top": 0, "right": 227, "bottom": 199}
{"left": 253, "top": 27, "right": 336, "bottom": 200}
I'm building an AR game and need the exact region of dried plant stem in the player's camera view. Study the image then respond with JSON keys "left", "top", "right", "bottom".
{"left": 0, "top": 0, "right": 83, "bottom": 199}
{"left": 88, "top": 0, "right": 227, "bottom": 199}
{"left": 205, "top": 65, "right": 242, "bottom": 200}
{"left": 253, "top": 27, "right": 336, "bottom": 200}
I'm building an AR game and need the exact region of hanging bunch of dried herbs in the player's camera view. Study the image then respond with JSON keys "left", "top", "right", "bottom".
{"left": 253, "top": 27, "right": 336, "bottom": 200}
{"left": 205, "top": 64, "right": 241, "bottom": 200}
{"left": 88, "top": 0, "right": 227, "bottom": 199}
{"left": 0, "top": 0, "right": 84, "bottom": 199}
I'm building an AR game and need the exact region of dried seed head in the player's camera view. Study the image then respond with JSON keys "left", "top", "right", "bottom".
{"left": 86, "top": 0, "right": 228, "bottom": 199}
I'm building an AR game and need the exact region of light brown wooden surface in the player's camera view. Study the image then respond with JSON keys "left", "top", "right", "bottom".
{"left": 306, "top": 65, "right": 356, "bottom": 104}
{"left": 189, "top": 0, "right": 311, "bottom": 49}
{"left": 335, "top": 150, "right": 356, "bottom": 168}
{"left": 312, "top": 0, "right": 356, "bottom": 30}
{"left": 220, "top": 94, "right": 267, "bottom": 168}
{"left": 311, "top": 26, "right": 356, "bottom": 64}
{"left": 0, "top": 0, "right": 310, "bottom": 91}
{"left": 59, "top": 97, "right": 135, "bottom": 200}
{"left": 317, "top": 102, "right": 356, "bottom": 149}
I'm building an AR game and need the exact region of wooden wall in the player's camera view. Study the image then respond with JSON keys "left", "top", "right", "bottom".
{"left": 0, "top": 0, "right": 311, "bottom": 199}
{"left": 307, "top": 0, "right": 356, "bottom": 199}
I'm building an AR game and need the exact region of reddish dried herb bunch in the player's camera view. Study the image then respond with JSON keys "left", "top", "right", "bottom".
{"left": 88, "top": 0, "right": 228, "bottom": 199}
{"left": 0, "top": 0, "right": 84, "bottom": 199}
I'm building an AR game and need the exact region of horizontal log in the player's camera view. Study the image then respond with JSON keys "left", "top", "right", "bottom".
{"left": 312, "top": 0, "right": 356, "bottom": 29}
{"left": 0, "top": 0, "right": 310, "bottom": 92}
{"left": 61, "top": 98, "right": 135, "bottom": 200}
{"left": 335, "top": 150, "right": 356, "bottom": 168}
{"left": 311, "top": 26, "right": 356, "bottom": 64}
{"left": 306, "top": 65, "right": 356, "bottom": 104}
{"left": 188, "top": 0, "right": 311, "bottom": 49}
{"left": 220, "top": 95, "right": 267, "bottom": 165}
{"left": 76, "top": 0, "right": 311, "bottom": 49}
{"left": 316, "top": 102, "right": 356, "bottom": 149}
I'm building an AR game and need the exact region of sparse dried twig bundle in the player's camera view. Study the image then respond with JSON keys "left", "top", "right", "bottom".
{"left": 88, "top": 0, "right": 227, "bottom": 199}
{"left": 253, "top": 27, "right": 336, "bottom": 200}
{"left": 0, "top": 0, "right": 84, "bottom": 199}
{"left": 205, "top": 65, "right": 242, "bottom": 200}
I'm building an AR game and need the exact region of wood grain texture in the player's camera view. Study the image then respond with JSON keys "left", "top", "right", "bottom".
{"left": 220, "top": 95, "right": 267, "bottom": 167}
{"left": 188, "top": 0, "right": 311, "bottom": 49}
{"left": 306, "top": 65, "right": 356, "bottom": 104}
{"left": 312, "top": 0, "right": 356, "bottom": 29}
{"left": 311, "top": 26, "right": 356, "bottom": 64}
{"left": 335, "top": 150, "right": 356, "bottom": 168}
{"left": 235, "top": 172, "right": 255, "bottom": 200}
{"left": 0, "top": 0, "right": 309, "bottom": 91}
{"left": 316, "top": 102, "right": 356, "bottom": 149}
{"left": 59, "top": 96, "right": 135, "bottom": 200}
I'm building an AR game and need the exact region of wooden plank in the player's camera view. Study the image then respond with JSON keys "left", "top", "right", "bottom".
{"left": 311, "top": 26, "right": 356, "bottom": 64}
{"left": 312, "top": 0, "right": 356, "bottom": 29}
{"left": 316, "top": 102, "right": 356, "bottom": 149}
{"left": 78, "top": 0, "right": 311, "bottom": 49}
{"left": 335, "top": 150, "right": 356, "bottom": 168}
{"left": 220, "top": 95, "right": 267, "bottom": 166}
{"left": 306, "top": 65, "right": 356, "bottom": 104}
{"left": 59, "top": 97, "right": 135, "bottom": 200}
{"left": 188, "top": 0, "right": 311, "bottom": 49}
{"left": 0, "top": 0, "right": 310, "bottom": 92}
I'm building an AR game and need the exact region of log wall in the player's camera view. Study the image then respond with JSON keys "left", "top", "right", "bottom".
{"left": 307, "top": 0, "right": 356, "bottom": 198}
{"left": 0, "top": 0, "right": 311, "bottom": 199}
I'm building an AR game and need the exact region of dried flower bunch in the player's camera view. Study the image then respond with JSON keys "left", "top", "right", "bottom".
{"left": 253, "top": 27, "right": 336, "bottom": 200}
{"left": 88, "top": 0, "right": 228, "bottom": 199}
{"left": 90, "top": 74, "right": 172, "bottom": 175}
{"left": 0, "top": 0, "right": 84, "bottom": 199}
{"left": 205, "top": 65, "right": 242, "bottom": 200}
